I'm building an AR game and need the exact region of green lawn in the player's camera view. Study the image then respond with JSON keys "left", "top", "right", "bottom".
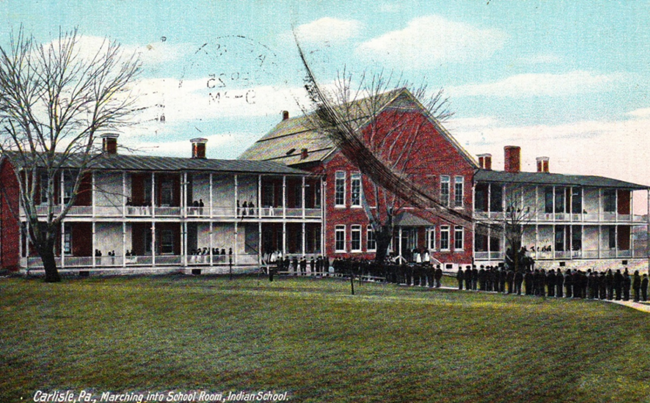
{"left": 1, "top": 274, "right": 649, "bottom": 403}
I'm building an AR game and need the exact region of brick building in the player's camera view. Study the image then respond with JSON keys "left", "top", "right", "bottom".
{"left": 240, "top": 88, "right": 477, "bottom": 269}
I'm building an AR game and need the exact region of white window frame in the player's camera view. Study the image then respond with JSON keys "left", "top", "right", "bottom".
{"left": 335, "top": 225, "right": 346, "bottom": 252}
{"left": 454, "top": 176, "right": 464, "bottom": 208}
{"left": 441, "top": 176, "right": 450, "bottom": 207}
{"left": 63, "top": 223, "right": 72, "bottom": 255}
{"left": 367, "top": 226, "right": 376, "bottom": 251}
{"left": 161, "top": 229, "right": 174, "bottom": 254}
{"left": 454, "top": 226, "right": 464, "bottom": 251}
{"left": 351, "top": 225, "right": 362, "bottom": 252}
{"left": 335, "top": 171, "right": 346, "bottom": 207}
{"left": 351, "top": 172, "right": 362, "bottom": 207}
{"left": 426, "top": 227, "right": 436, "bottom": 251}
{"left": 440, "top": 226, "right": 450, "bottom": 251}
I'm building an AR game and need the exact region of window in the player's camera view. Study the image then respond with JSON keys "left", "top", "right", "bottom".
{"left": 351, "top": 225, "right": 362, "bottom": 252}
{"left": 571, "top": 226, "right": 582, "bottom": 251}
{"left": 555, "top": 226, "right": 565, "bottom": 252}
{"left": 335, "top": 225, "right": 346, "bottom": 252}
{"left": 571, "top": 188, "right": 582, "bottom": 214}
{"left": 161, "top": 181, "right": 173, "bottom": 206}
{"left": 63, "top": 171, "right": 74, "bottom": 204}
{"left": 263, "top": 183, "right": 275, "bottom": 207}
{"left": 440, "top": 226, "right": 450, "bottom": 250}
{"left": 314, "top": 183, "right": 321, "bottom": 208}
{"left": 454, "top": 176, "right": 464, "bottom": 207}
{"left": 440, "top": 176, "right": 450, "bottom": 207}
{"left": 39, "top": 173, "right": 50, "bottom": 204}
{"left": 367, "top": 227, "right": 376, "bottom": 251}
{"left": 144, "top": 228, "right": 152, "bottom": 253}
{"left": 426, "top": 227, "right": 436, "bottom": 251}
{"left": 555, "top": 187, "right": 565, "bottom": 213}
{"left": 335, "top": 171, "right": 346, "bottom": 207}
{"left": 161, "top": 229, "right": 174, "bottom": 254}
{"left": 63, "top": 224, "right": 72, "bottom": 255}
{"left": 544, "top": 187, "right": 554, "bottom": 214}
{"left": 490, "top": 184, "right": 503, "bottom": 212}
{"left": 608, "top": 227, "right": 616, "bottom": 249}
{"left": 294, "top": 185, "right": 302, "bottom": 208}
{"left": 604, "top": 190, "right": 616, "bottom": 213}
{"left": 351, "top": 173, "right": 361, "bottom": 207}
{"left": 454, "top": 226, "right": 464, "bottom": 250}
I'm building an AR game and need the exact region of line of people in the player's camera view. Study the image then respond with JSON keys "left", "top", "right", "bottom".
{"left": 456, "top": 265, "right": 649, "bottom": 302}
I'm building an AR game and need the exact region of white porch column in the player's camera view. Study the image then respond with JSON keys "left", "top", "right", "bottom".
{"left": 122, "top": 222, "right": 126, "bottom": 268}
{"left": 282, "top": 221, "right": 286, "bottom": 257}
{"left": 258, "top": 221, "right": 262, "bottom": 265}
{"left": 282, "top": 176, "right": 287, "bottom": 219}
{"left": 209, "top": 221, "right": 213, "bottom": 266}
{"left": 302, "top": 176, "right": 306, "bottom": 219}
{"left": 151, "top": 173, "right": 156, "bottom": 218}
{"left": 183, "top": 172, "right": 187, "bottom": 218}
{"left": 234, "top": 174, "right": 238, "bottom": 218}
{"left": 182, "top": 221, "right": 187, "bottom": 267}
{"left": 258, "top": 175, "right": 262, "bottom": 219}
{"left": 234, "top": 221, "right": 238, "bottom": 266}
{"left": 92, "top": 172, "right": 96, "bottom": 217}
{"left": 209, "top": 173, "right": 213, "bottom": 218}
{"left": 60, "top": 222, "right": 65, "bottom": 269}
{"left": 151, "top": 222, "right": 156, "bottom": 267}
{"left": 302, "top": 222, "right": 306, "bottom": 256}
{"left": 598, "top": 225, "right": 601, "bottom": 259}
{"left": 122, "top": 172, "right": 126, "bottom": 218}
{"left": 92, "top": 222, "right": 96, "bottom": 268}
{"left": 398, "top": 227, "right": 403, "bottom": 258}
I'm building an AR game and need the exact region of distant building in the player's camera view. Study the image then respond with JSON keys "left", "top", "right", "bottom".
{"left": 0, "top": 136, "right": 323, "bottom": 274}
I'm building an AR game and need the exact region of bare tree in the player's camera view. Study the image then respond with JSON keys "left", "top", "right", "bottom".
{"left": 296, "top": 40, "right": 474, "bottom": 264}
{"left": 502, "top": 185, "right": 535, "bottom": 272}
{"left": 0, "top": 28, "right": 141, "bottom": 282}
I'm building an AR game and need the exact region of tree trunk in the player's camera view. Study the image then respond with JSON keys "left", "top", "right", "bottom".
{"left": 374, "top": 228, "right": 392, "bottom": 264}
{"left": 39, "top": 243, "right": 61, "bottom": 283}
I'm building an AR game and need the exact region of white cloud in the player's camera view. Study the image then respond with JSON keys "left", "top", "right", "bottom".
{"left": 289, "top": 17, "right": 363, "bottom": 44}
{"left": 355, "top": 15, "right": 506, "bottom": 69}
{"left": 449, "top": 71, "right": 626, "bottom": 98}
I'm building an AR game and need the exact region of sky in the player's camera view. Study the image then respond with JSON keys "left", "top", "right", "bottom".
{"left": 2, "top": 0, "right": 650, "bottom": 209}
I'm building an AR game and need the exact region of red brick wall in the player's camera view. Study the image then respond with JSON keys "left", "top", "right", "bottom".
{"left": 315, "top": 104, "right": 475, "bottom": 265}
{"left": 1, "top": 160, "right": 21, "bottom": 270}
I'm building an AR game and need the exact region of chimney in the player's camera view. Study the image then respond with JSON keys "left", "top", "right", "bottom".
{"left": 282, "top": 110, "right": 289, "bottom": 121}
{"left": 300, "top": 148, "right": 309, "bottom": 160}
{"left": 477, "top": 153, "right": 492, "bottom": 170}
{"left": 101, "top": 133, "right": 119, "bottom": 155}
{"left": 191, "top": 138, "right": 208, "bottom": 159}
{"left": 504, "top": 146, "right": 521, "bottom": 173}
{"left": 536, "top": 156, "right": 549, "bottom": 173}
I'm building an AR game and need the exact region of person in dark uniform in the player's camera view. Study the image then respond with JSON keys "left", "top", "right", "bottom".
{"left": 623, "top": 269, "right": 631, "bottom": 301}
{"left": 555, "top": 268, "right": 564, "bottom": 298}
{"left": 478, "top": 266, "right": 486, "bottom": 291}
{"left": 292, "top": 256, "right": 299, "bottom": 274}
{"left": 499, "top": 267, "right": 507, "bottom": 293}
{"left": 564, "top": 269, "right": 573, "bottom": 298}
{"left": 641, "top": 274, "right": 648, "bottom": 302}
{"left": 599, "top": 272, "right": 607, "bottom": 300}
{"left": 309, "top": 257, "right": 315, "bottom": 275}
{"left": 457, "top": 267, "right": 464, "bottom": 290}
{"left": 514, "top": 269, "right": 523, "bottom": 295}
{"left": 606, "top": 269, "right": 614, "bottom": 300}
{"left": 435, "top": 265, "right": 443, "bottom": 288}
{"left": 464, "top": 265, "right": 472, "bottom": 291}
{"left": 524, "top": 269, "right": 533, "bottom": 296}
{"left": 546, "top": 269, "right": 556, "bottom": 297}
{"left": 472, "top": 265, "right": 479, "bottom": 291}
{"left": 614, "top": 269, "right": 623, "bottom": 300}
{"left": 506, "top": 268, "right": 514, "bottom": 294}
{"left": 632, "top": 271, "right": 641, "bottom": 302}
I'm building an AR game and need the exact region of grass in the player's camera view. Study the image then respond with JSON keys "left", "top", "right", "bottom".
{"left": 1, "top": 274, "right": 649, "bottom": 403}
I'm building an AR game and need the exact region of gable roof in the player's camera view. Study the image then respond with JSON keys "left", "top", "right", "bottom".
{"left": 238, "top": 88, "right": 478, "bottom": 168}
{"left": 475, "top": 169, "right": 648, "bottom": 190}
{"left": 1, "top": 151, "right": 308, "bottom": 176}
